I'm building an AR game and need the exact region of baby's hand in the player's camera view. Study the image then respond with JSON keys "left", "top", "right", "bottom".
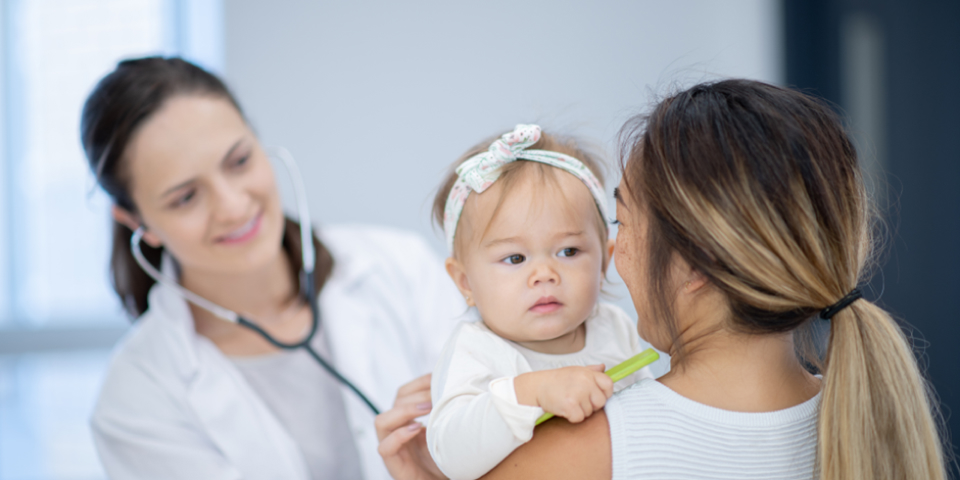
{"left": 514, "top": 365, "right": 614, "bottom": 423}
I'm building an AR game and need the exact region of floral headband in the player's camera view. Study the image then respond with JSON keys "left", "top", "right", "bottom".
{"left": 442, "top": 124, "right": 609, "bottom": 252}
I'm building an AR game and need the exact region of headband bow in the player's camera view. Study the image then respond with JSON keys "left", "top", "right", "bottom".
{"left": 442, "top": 124, "right": 609, "bottom": 251}
{"left": 456, "top": 124, "right": 542, "bottom": 193}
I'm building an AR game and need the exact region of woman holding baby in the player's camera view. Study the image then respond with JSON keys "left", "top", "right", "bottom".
{"left": 378, "top": 80, "right": 949, "bottom": 480}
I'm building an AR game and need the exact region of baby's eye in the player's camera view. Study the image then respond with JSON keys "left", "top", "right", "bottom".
{"left": 502, "top": 254, "right": 525, "bottom": 265}
{"left": 610, "top": 218, "right": 622, "bottom": 226}
{"left": 558, "top": 248, "right": 579, "bottom": 258}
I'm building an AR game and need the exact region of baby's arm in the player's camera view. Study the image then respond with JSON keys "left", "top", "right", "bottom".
{"left": 427, "top": 325, "right": 544, "bottom": 480}
{"left": 514, "top": 364, "right": 614, "bottom": 423}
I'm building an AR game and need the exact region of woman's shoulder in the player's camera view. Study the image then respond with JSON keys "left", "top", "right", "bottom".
{"left": 605, "top": 379, "right": 820, "bottom": 479}
{"left": 481, "top": 410, "right": 612, "bottom": 480}
{"left": 95, "top": 282, "right": 208, "bottom": 410}
{"left": 92, "top": 312, "right": 194, "bottom": 428}
{"left": 607, "top": 377, "right": 821, "bottom": 426}
{"left": 99, "top": 310, "right": 194, "bottom": 391}
{"left": 603, "top": 378, "right": 664, "bottom": 417}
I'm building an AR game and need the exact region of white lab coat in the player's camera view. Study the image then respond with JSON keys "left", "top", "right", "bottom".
{"left": 91, "top": 225, "right": 465, "bottom": 480}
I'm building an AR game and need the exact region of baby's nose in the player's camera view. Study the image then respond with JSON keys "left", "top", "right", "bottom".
{"left": 529, "top": 263, "right": 560, "bottom": 286}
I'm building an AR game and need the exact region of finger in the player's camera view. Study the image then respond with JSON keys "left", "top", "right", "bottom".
{"left": 581, "top": 396, "right": 594, "bottom": 419}
{"left": 395, "top": 373, "right": 432, "bottom": 400}
{"left": 374, "top": 402, "right": 433, "bottom": 440}
{"left": 586, "top": 363, "right": 606, "bottom": 372}
{"left": 596, "top": 374, "right": 614, "bottom": 397}
{"left": 377, "top": 422, "right": 423, "bottom": 457}
{"left": 557, "top": 398, "right": 577, "bottom": 423}
{"left": 395, "top": 390, "right": 432, "bottom": 408}
{"left": 563, "top": 404, "right": 585, "bottom": 423}
{"left": 590, "top": 389, "right": 607, "bottom": 411}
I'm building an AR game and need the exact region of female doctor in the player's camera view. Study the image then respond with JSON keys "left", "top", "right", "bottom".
{"left": 82, "top": 57, "right": 463, "bottom": 480}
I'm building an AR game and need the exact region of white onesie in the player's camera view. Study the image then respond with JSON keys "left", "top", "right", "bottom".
{"left": 427, "top": 302, "right": 653, "bottom": 480}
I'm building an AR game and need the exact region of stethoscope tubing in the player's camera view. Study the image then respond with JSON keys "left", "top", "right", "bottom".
{"left": 237, "top": 315, "right": 381, "bottom": 415}
{"left": 234, "top": 271, "right": 380, "bottom": 414}
{"left": 127, "top": 147, "right": 381, "bottom": 416}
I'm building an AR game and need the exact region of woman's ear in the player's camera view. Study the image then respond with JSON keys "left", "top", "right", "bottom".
{"left": 679, "top": 264, "right": 708, "bottom": 294}
{"left": 683, "top": 271, "right": 708, "bottom": 293}
{"left": 668, "top": 252, "right": 707, "bottom": 295}
{"left": 112, "top": 205, "right": 163, "bottom": 248}
{"left": 444, "top": 257, "right": 475, "bottom": 307}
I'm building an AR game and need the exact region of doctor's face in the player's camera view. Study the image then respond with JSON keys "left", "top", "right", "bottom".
{"left": 122, "top": 95, "right": 286, "bottom": 276}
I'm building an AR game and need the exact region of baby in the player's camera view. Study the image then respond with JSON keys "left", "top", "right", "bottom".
{"left": 426, "top": 125, "right": 652, "bottom": 480}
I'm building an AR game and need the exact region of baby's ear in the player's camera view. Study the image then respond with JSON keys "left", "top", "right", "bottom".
{"left": 444, "top": 257, "right": 475, "bottom": 307}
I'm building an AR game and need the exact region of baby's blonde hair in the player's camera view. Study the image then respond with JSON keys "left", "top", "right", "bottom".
{"left": 432, "top": 129, "right": 609, "bottom": 260}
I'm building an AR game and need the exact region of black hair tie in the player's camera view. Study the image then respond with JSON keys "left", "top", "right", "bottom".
{"left": 819, "top": 289, "right": 863, "bottom": 320}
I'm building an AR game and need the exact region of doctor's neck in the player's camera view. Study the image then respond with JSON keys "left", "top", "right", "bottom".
{"left": 181, "top": 249, "right": 302, "bottom": 332}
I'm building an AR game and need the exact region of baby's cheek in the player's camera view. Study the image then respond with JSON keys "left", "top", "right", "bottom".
{"left": 580, "top": 258, "right": 606, "bottom": 294}
{"left": 563, "top": 266, "right": 601, "bottom": 315}
{"left": 475, "top": 282, "right": 522, "bottom": 335}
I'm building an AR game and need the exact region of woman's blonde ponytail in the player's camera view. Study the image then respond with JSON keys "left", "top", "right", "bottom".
{"left": 820, "top": 301, "right": 946, "bottom": 479}
{"left": 621, "top": 79, "right": 949, "bottom": 479}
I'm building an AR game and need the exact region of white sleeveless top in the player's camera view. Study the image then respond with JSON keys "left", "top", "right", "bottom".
{"left": 605, "top": 378, "right": 820, "bottom": 480}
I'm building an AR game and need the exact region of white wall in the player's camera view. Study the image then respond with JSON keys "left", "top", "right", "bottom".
{"left": 223, "top": 0, "right": 782, "bottom": 321}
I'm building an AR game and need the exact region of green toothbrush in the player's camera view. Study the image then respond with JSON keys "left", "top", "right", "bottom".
{"left": 535, "top": 348, "right": 660, "bottom": 426}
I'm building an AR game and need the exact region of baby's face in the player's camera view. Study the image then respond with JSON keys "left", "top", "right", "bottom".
{"left": 450, "top": 170, "right": 608, "bottom": 349}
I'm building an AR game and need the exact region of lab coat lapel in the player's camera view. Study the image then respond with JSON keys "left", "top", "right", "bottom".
{"left": 187, "top": 339, "right": 310, "bottom": 480}
{"left": 151, "top": 279, "right": 311, "bottom": 480}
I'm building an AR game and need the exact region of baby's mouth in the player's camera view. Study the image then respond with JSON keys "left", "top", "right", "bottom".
{"left": 530, "top": 296, "right": 563, "bottom": 314}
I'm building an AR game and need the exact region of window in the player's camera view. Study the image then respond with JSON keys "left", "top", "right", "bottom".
{"left": 0, "top": 1, "right": 221, "bottom": 478}
{"left": 5, "top": 0, "right": 172, "bottom": 326}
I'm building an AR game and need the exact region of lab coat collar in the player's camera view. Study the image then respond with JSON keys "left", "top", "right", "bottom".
{"left": 319, "top": 225, "right": 378, "bottom": 289}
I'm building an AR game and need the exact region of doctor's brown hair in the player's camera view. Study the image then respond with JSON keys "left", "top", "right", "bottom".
{"left": 619, "top": 79, "right": 947, "bottom": 479}
{"left": 81, "top": 57, "right": 332, "bottom": 318}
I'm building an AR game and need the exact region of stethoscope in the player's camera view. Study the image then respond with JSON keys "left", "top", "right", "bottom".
{"left": 129, "top": 147, "right": 380, "bottom": 415}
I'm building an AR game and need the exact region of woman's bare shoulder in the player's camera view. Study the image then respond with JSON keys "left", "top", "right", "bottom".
{"left": 481, "top": 410, "right": 611, "bottom": 480}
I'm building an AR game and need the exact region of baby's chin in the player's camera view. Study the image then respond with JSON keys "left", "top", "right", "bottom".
{"left": 489, "top": 312, "right": 588, "bottom": 344}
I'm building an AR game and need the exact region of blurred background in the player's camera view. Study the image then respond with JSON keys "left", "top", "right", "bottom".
{"left": 0, "top": 0, "right": 956, "bottom": 478}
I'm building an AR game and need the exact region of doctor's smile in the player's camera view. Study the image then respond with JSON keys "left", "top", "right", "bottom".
{"left": 216, "top": 211, "right": 264, "bottom": 245}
